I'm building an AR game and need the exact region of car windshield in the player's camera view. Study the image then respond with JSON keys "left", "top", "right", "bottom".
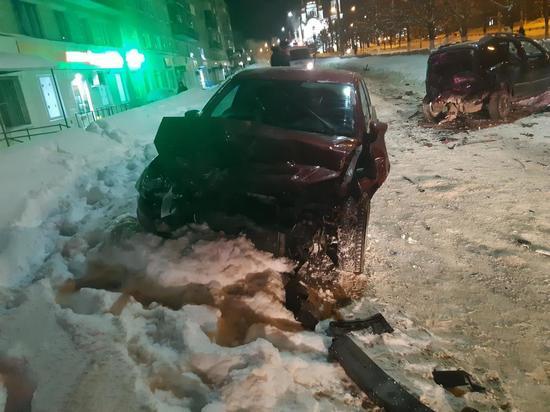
{"left": 429, "top": 49, "right": 476, "bottom": 75}
{"left": 208, "top": 79, "right": 356, "bottom": 136}
{"left": 290, "top": 48, "right": 312, "bottom": 61}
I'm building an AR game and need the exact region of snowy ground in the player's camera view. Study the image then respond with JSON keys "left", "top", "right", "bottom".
{"left": 1, "top": 56, "right": 549, "bottom": 411}
{"left": 324, "top": 56, "right": 550, "bottom": 411}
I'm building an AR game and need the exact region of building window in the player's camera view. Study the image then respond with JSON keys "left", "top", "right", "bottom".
{"left": 71, "top": 74, "right": 93, "bottom": 114}
{"left": 0, "top": 77, "right": 31, "bottom": 128}
{"left": 39, "top": 76, "right": 62, "bottom": 119}
{"left": 80, "top": 19, "right": 93, "bottom": 44}
{"left": 115, "top": 74, "right": 128, "bottom": 103}
{"left": 154, "top": 71, "right": 162, "bottom": 88}
{"left": 14, "top": 0, "right": 43, "bottom": 38}
{"left": 93, "top": 25, "right": 107, "bottom": 46}
{"left": 54, "top": 11, "right": 71, "bottom": 41}
{"left": 109, "top": 25, "right": 122, "bottom": 47}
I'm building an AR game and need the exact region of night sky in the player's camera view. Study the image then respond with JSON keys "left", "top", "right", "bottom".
{"left": 225, "top": 0, "right": 300, "bottom": 41}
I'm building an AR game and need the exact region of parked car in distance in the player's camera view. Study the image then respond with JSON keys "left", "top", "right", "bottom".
{"left": 423, "top": 33, "right": 550, "bottom": 122}
{"left": 289, "top": 46, "right": 315, "bottom": 70}
{"left": 136, "top": 68, "right": 389, "bottom": 274}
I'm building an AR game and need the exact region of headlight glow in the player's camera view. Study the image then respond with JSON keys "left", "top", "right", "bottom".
{"left": 306, "top": 62, "right": 314, "bottom": 70}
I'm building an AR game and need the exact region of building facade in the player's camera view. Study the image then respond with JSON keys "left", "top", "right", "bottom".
{"left": 0, "top": 0, "right": 234, "bottom": 134}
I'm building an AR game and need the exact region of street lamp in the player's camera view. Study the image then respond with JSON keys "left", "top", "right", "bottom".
{"left": 288, "top": 11, "right": 293, "bottom": 17}
{"left": 351, "top": 5, "right": 356, "bottom": 12}
{"left": 281, "top": 26, "right": 285, "bottom": 32}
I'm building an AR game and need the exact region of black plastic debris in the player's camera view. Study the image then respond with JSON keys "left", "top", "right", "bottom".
{"left": 432, "top": 370, "right": 486, "bottom": 393}
{"left": 329, "top": 335, "right": 434, "bottom": 412}
{"left": 328, "top": 313, "right": 394, "bottom": 337}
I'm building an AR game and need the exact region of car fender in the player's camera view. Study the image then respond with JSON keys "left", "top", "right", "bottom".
{"left": 357, "top": 122, "right": 390, "bottom": 198}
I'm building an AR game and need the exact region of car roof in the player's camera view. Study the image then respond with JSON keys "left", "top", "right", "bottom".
{"left": 233, "top": 67, "right": 360, "bottom": 84}
{"left": 433, "top": 42, "right": 479, "bottom": 54}
{"left": 433, "top": 33, "right": 532, "bottom": 55}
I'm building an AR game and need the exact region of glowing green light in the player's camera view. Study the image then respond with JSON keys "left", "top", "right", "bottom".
{"left": 66, "top": 50, "right": 124, "bottom": 68}
{"left": 125, "top": 49, "right": 145, "bottom": 70}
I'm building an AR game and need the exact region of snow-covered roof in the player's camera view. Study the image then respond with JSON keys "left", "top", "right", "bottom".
{"left": 0, "top": 52, "right": 54, "bottom": 72}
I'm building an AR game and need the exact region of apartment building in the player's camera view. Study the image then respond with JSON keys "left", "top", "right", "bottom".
{"left": 168, "top": 0, "right": 234, "bottom": 88}
{"left": 0, "top": 0, "right": 234, "bottom": 135}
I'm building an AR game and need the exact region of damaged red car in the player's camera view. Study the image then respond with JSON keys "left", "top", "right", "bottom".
{"left": 136, "top": 68, "right": 389, "bottom": 273}
{"left": 423, "top": 33, "right": 550, "bottom": 122}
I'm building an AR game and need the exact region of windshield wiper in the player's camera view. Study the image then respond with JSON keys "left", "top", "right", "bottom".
{"left": 302, "top": 105, "right": 338, "bottom": 135}
{"left": 281, "top": 91, "right": 339, "bottom": 135}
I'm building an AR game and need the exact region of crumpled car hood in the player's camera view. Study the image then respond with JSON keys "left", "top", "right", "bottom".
{"left": 153, "top": 117, "right": 359, "bottom": 196}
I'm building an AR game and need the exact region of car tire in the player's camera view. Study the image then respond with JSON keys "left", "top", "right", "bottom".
{"left": 337, "top": 195, "right": 371, "bottom": 274}
{"left": 488, "top": 90, "right": 512, "bottom": 121}
{"left": 422, "top": 100, "right": 440, "bottom": 122}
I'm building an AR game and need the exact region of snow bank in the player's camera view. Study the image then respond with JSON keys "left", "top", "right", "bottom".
{"left": 321, "top": 55, "right": 428, "bottom": 94}
{"left": 0, "top": 89, "right": 212, "bottom": 287}
{"left": 0, "top": 85, "right": 365, "bottom": 410}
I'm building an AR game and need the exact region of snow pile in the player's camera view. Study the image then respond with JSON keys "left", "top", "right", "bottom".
{"left": 0, "top": 88, "right": 211, "bottom": 288}
{"left": 321, "top": 55, "right": 428, "bottom": 95}
{"left": 0, "top": 86, "right": 366, "bottom": 410}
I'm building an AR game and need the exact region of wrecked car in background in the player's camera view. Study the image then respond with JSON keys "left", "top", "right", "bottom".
{"left": 136, "top": 68, "right": 389, "bottom": 274}
{"left": 423, "top": 33, "right": 550, "bottom": 122}
{"left": 289, "top": 46, "right": 316, "bottom": 70}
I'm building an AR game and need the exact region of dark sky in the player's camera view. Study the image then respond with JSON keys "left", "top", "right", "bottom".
{"left": 225, "top": 0, "right": 300, "bottom": 41}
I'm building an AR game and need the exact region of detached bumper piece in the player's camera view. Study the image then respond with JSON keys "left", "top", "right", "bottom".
{"left": 329, "top": 334, "right": 434, "bottom": 412}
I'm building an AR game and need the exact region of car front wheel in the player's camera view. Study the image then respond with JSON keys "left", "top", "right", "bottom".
{"left": 488, "top": 90, "right": 512, "bottom": 120}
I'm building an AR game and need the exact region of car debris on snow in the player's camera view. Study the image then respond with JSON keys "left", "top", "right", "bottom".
{"left": 328, "top": 313, "right": 394, "bottom": 337}
{"left": 535, "top": 249, "right": 550, "bottom": 257}
{"left": 432, "top": 370, "right": 486, "bottom": 394}
{"left": 326, "top": 313, "right": 434, "bottom": 412}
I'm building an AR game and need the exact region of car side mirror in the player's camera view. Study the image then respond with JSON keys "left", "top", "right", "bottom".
{"left": 184, "top": 109, "right": 200, "bottom": 118}
{"left": 365, "top": 121, "right": 388, "bottom": 144}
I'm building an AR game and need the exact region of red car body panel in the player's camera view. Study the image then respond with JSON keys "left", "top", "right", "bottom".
{"left": 196, "top": 68, "right": 389, "bottom": 200}
{"left": 139, "top": 67, "right": 390, "bottom": 234}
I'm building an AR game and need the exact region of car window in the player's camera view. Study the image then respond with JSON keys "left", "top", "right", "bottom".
{"left": 430, "top": 49, "right": 476, "bottom": 74}
{"left": 481, "top": 41, "right": 510, "bottom": 68}
{"left": 508, "top": 42, "right": 523, "bottom": 60}
{"left": 211, "top": 85, "right": 240, "bottom": 117}
{"left": 208, "top": 79, "right": 356, "bottom": 136}
{"left": 520, "top": 40, "right": 544, "bottom": 58}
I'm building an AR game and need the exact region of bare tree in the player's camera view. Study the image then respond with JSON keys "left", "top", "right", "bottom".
{"left": 444, "top": 0, "right": 480, "bottom": 41}
{"left": 489, "top": 0, "right": 523, "bottom": 31}
{"left": 402, "top": 0, "right": 447, "bottom": 49}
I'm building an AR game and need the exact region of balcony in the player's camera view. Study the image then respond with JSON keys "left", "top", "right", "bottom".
{"left": 204, "top": 10, "right": 217, "bottom": 29}
{"left": 171, "top": 23, "right": 199, "bottom": 41}
{"left": 209, "top": 39, "right": 222, "bottom": 49}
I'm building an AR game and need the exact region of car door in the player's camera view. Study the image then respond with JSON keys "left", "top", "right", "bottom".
{"left": 517, "top": 38, "right": 550, "bottom": 97}
{"left": 506, "top": 40, "right": 531, "bottom": 98}
{"left": 480, "top": 40, "right": 526, "bottom": 96}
